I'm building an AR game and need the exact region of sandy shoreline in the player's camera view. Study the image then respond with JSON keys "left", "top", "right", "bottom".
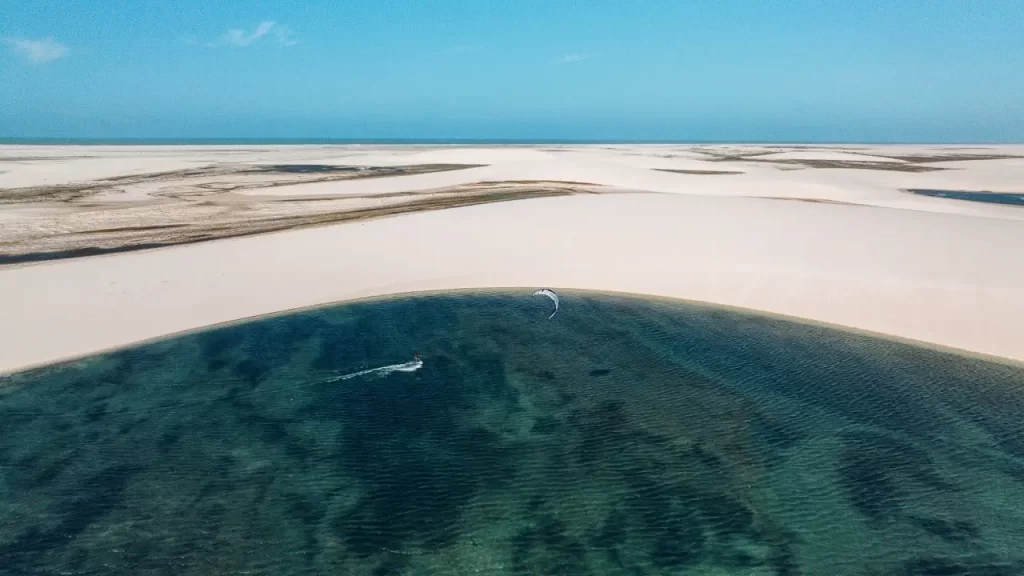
{"left": 1, "top": 144, "right": 1023, "bottom": 373}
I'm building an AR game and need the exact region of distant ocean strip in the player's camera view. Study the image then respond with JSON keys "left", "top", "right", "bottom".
{"left": 0, "top": 137, "right": 966, "bottom": 145}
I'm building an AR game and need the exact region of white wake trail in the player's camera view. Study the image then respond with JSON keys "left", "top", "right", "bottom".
{"left": 327, "top": 358, "right": 423, "bottom": 382}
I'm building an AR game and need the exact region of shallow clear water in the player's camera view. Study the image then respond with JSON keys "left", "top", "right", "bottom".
{"left": 907, "top": 188, "right": 1024, "bottom": 207}
{"left": 2, "top": 291, "right": 1024, "bottom": 575}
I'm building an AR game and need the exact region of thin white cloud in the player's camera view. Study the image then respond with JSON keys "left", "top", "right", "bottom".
{"left": 223, "top": 21, "right": 275, "bottom": 46}
{"left": 4, "top": 37, "right": 68, "bottom": 63}
{"left": 273, "top": 25, "right": 299, "bottom": 47}
{"left": 558, "top": 53, "right": 592, "bottom": 64}
{"left": 210, "top": 21, "right": 295, "bottom": 48}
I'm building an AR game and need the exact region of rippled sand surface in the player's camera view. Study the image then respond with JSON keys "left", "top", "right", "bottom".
{"left": 2, "top": 292, "right": 1024, "bottom": 575}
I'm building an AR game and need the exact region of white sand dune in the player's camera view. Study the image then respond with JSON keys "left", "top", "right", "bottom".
{"left": 0, "top": 156, "right": 211, "bottom": 189}
{"left": 241, "top": 146, "right": 556, "bottom": 169}
{"left": 243, "top": 155, "right": 1024, "bottom": 222}
{"left": 751, "top": 150, "right": 906, "bottom": 163}
{"left": 535, "top": 148, "right": 754, "bottom": 172}
{"left": 376, "top": 147, "right": 555, "bottom": 165}
{"left": 1, "top": 144, "right": 1023, "bottom": 373}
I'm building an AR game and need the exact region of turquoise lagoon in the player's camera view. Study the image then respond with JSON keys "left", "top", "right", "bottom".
{"left": 1, "top": 291, "right": 1023, "bottom": 575}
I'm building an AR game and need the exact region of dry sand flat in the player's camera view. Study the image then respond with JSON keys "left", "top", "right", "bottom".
{"left": 1, "top": 144, "right": 1023, "bottom": 373}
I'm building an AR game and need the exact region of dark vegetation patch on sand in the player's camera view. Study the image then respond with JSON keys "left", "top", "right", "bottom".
{"left": 881, "top": 154, "right": 1022, "bottom": 163}
{"left": 655, "top": 169, "right": 745, "bottom": 175}
{"left": 478, "top": 179, "right": 599, "bottom": 186}
{"left": 694, "top": 150, "right": 779, "bottom": 162}
{"left": 693, "top": 148, "right": 1022, "bottom": 171}
{"left": 243, "top": 164, "right": 364, "bottom": 174}
{"left": 75, "top": 224, "right": 191, "bottom": 234}
{"left": 708, "top": 157, "right": 944, "bottom": 172}
{"left": 0, "top": 182, "right": 606, "bottom": 266}
{"left": 766, "top": 159, "right": 944, "bottom": 172}
{"left": 0, "top": 163, "right": 481, "bottom": 205}
{"left": 757, "top": 197, "right": 865, "bottom": 207}
{"left": 693, "top": 150, "right": 942, "bottom": 172}
{"left": 0, "top": 182, "right": 106, "bottom": 204}
{"left": 2, "top": 163, "right": 577, "bottom": 267}
{"left": 0, "top": 243, "right": 174, "bottom": 266}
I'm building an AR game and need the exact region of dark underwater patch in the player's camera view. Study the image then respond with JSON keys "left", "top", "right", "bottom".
{"left": 909, "top": 515, "right": 980, "bottom": 545}
{"left": 0, "top": 465, "right": 138, "bottom": 572}
{"left": 896, "top": 555, "right": 1024, "bottom": 576}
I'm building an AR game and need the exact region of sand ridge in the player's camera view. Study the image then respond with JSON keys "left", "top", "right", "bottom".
{"left": 1, "top": 144, "right": 1023, "bottom": 373}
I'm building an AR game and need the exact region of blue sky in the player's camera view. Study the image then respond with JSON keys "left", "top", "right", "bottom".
{"left": 2, "top": 0, "right": 1022, "bottom": 141}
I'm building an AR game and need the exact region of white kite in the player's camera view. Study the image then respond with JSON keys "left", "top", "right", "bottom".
{"left": 533, "top": 289, "right": 559, "bottom": 319}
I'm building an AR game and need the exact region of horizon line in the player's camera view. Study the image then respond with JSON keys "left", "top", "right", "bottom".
{"left": 2, "top": 137, "right": 1022, "bottom": 146}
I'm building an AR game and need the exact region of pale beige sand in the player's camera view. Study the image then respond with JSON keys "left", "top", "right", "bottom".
{"left": 1, "top": 144, "right": 1023, "bottom": 373}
